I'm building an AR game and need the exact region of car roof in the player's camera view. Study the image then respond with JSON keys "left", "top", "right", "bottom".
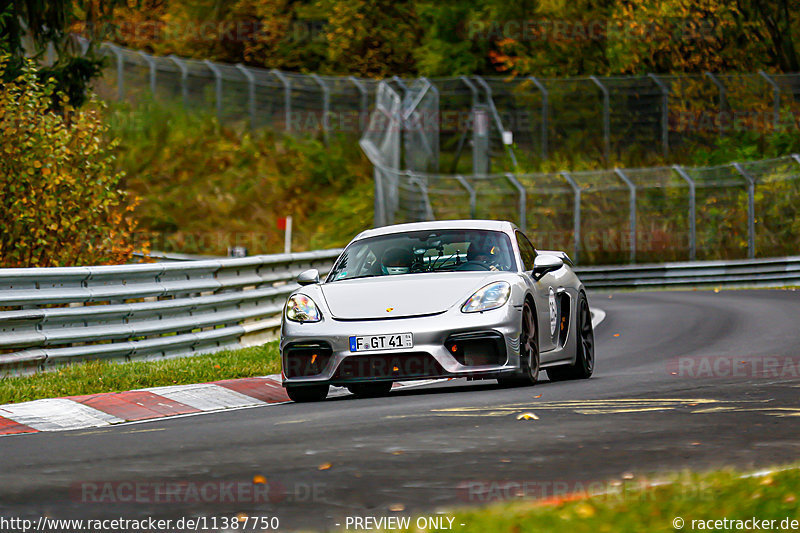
{"left": 353, "top": 220, "right": 518, "bottom": 241}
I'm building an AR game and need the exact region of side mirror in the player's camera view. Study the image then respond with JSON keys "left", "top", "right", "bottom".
{"left": 532, "top": 254, "right": 563, "bottom": 280}
{"left": 297, "top": 268, "right": 320, "bottom": 286}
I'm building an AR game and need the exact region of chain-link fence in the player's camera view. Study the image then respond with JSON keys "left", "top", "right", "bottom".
{"left": 371, "top": 155, "right": 800, "bottom": 264}
{"left": 83, "top": 38, "right": 800, "bottom": 167}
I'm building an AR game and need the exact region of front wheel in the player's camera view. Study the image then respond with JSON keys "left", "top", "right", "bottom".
{"left": 286, "top": 384, "right": 329, "bottom": 403}
{"left": 547, "top": 293, "right": 594, "bottom": 381}
{"left": 498, "top": 301, "right": 539, "bottom": 387}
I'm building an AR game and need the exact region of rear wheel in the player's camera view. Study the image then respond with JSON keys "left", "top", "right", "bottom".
{"left": 286, "top": 384, "right": 329, "bottom": 403}
{"left": 547, "top": 293, "right": 594, "bottom": 381}
{"left": 347, "top": 382, "right": 393, "bottom": 398}
{"left": 498, "top": 301, "right": 539, "bottom": 387}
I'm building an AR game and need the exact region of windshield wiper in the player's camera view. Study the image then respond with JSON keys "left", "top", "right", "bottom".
{"left": 330, "top": 273, "right": 382, "bottom": 282}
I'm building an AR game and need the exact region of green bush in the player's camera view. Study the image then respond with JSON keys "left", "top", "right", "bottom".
{"left": 0, "top": 57, "right": 140, "bottom": 267}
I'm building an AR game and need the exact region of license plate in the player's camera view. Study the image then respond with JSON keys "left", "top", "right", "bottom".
{"left": 349, "top": 333, "right": 413, "bottom": 352}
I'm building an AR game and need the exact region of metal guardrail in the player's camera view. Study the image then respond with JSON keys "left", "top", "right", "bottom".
{"left": 0, "top": 250, "right": 341, "bottom": 375}
{"left": 2, "top": 251, "right": 797, "bottom": 375}
{"left": 576, "top": 256, "right": 800, "bottom": 290}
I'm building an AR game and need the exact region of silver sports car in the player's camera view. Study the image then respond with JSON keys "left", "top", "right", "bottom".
{"left": 280, "top": 220, "right": 594, "bottom": 402}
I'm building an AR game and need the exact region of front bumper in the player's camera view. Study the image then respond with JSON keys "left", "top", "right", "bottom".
{"left": 280, "top": 304, "right": 523, "bottom": 386}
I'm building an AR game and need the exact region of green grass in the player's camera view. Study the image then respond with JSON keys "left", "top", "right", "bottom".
{"left": 0, "top": 342, "right": 281, "bottom": 405}
{"left": 416, "top": 466, "right": 800, "bottom": 533}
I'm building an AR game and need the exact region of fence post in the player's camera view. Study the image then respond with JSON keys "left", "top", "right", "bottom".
{"left": 138, "top": 51, "right": 156, "bottom": 96}
{"left": 528, "top": 76, "right": 549, "bottom": 159}
{"left": 271, "top": 70, "right": 292, "bottom": 132}
{"left": 460, "top": 76, "right": 480, "bottom": 175}
{"left": 614, "top": 168, "right": 637, "bottom": 263}
{"left": 758, "top": 70, "right": 781, "bottom": 130}
{"left": 374, "top": 166, "right": 386, "bottom": 227}
{"left": 106, "top": 43, "right": 125, "bottom": 100}
{"left": 505, "top": 173, "right": 526, "bottom": 231}
{"left": 732, "top": 162, "right": 756, "bottom": 259}
{"left": 648, "top": 73, "right": 670, "bottom": 158}
{"left": 203, "top": 60, "right": 223, "bottom": 121}
{"left": 672, "top": 165, "right": 697, "bottom": 261}
{"left": 590, "top": 76, "right": 611, "bottom": 161}
{"left": 311, "top": 74, "right": 330, "bottom": 141}
{"left": 560, "top": 171, "right": 581, "bottom": 264}
{"left": 455, "top": 175, "right": 477, "bottom": 219}
{"left": 349, "top": 76, "right": 368, "bottom": 131}
{"left": 409, "top": 176, "right": 435, "bottom": 221}
{"left": 392, "top": 75, "right": 410, "bottom": 95}
{"left": 168, "top": 55, "right": 188, "bottom": 107}
{"left": 475, "top": 76, "right": 518, "bottom": 168}
{"left": 236, "top": 64, "right": 257, "bottom": 130}
{"left": 704, "top": 72, "right": 727, "bottom": 134}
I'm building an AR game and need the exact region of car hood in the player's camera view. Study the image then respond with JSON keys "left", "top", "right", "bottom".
{"left": 319, "top": 272, "right": 501, "bottom": 320}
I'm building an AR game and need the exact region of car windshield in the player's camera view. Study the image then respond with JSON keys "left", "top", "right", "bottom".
{"left": 327, "top": 229, "right": 517, "bottom": 282}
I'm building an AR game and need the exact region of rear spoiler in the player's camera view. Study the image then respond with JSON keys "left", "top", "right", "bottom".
{"left": 536, "top": 250, "right": 574, "bottom": 267}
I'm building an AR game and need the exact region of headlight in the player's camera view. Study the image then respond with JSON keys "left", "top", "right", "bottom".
{"left": 462, "top": 281, "right": 511, "bottom": 313}
{"left": 286, "top": 294, "right": 321, "bottom": 323}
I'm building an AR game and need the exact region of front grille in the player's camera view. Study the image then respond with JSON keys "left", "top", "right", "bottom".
{"left": 283, "top": 342, "right": 333, "bottom": 378}
{"left": 332, "top": 352, "right": 445, "bottom": 380}
{"left": 445, "top": 331, "right": 507, "bottom": 366}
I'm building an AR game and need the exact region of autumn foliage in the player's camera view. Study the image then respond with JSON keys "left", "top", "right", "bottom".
{"left": 0, "top": 57, "right": 142, "bottom": 267}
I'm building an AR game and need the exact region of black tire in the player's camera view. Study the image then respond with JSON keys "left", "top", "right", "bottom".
{"left": 347, "top": 381, "right": 393, "bottom": 398}
{"left": 286, "top": 384, "right": 329, "bottom": 403}
{"left": 547, "top": 293, "right": 594, "bottom": 381}
{"left": 498, "top": 301, "right": 539, "bottom": 387}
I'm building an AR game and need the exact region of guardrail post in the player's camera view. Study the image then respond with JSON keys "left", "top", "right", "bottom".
{"left": 648, "top": 73, "right": 670, "bottom": 157}
{"left": 672, "top": 165, "right": 697, "bottom": 261}
{"left": 590, "top": 76, "right": 611, "bottom": 161}
{"left": 349, "top": 76, "right": 368, "bottom": 131}
{"left": 168, "top": 55, "right": 189, "bottom": 107}
{"left": 138, "top": 51, "right": 156, "bottom": 96}
{"left": 106, "top": 43, "right": 125, "bottom": 100}
{"left": 236, "top": 64, "right": 257, "bottom": 130}
{"left": 311, "top": 74, "right": 330, "bottom": 141}
{"left": 271, "top": 70, "right": 292, "bottom": 132}
{"left": 204, "top": 60, "right": 223, "bottom": 121}
{"left": 614, "top": 168, "right": 636, "bottom": 263}
{"left": 733, "top": 162, "right": 756, "bottom": 258}
{"left": 528, "top": 76, "right": 549, "bottom": 159}
{"left": 505, "top": 173, "right": 526, "bottom": 231}
{"left": 704, "top": 72, "right": 727, "bottom": 134}
{"left": 455, "top": 175, "right": 477, "bottom": 219}
{"left": 560, "top": 171, "right": 581, "bottom": 264}
{"left": 758, "top": 70, "right": 781, "bottom": 130}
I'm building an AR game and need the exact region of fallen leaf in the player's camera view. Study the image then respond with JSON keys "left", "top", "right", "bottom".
{"left": 236, "top": 512, "right": 248, "bottom": 521}
{"left": 389, "top": 503, "right": 405, "bottom": 512}
{"left": 318, "top": 462, "right": 332, "bottom": 470}
{"left": 613, "top": 333, "right": 620, "bottom": 337}
{"left": 533, "top": 394, "right": 542, "bottom": 398}
{"left": 252, "top": 475, "right": 267, "bottom": 484}
{"left": 516, "top": 412, "right": 539, "bottom": 420}
{"left": 622, "top": 472, "right": 634, "bottom": 480}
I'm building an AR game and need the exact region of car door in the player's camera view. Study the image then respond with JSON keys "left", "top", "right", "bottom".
{"left": 515, "top": 231, "right": 557, "bottom": 353}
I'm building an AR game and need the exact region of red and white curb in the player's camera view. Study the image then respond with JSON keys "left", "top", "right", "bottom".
{"left": 0, "top": 309, "right": 605, "bottom": 437}
{"left": 0, "top": 376, "right": 445, "bottom": 437}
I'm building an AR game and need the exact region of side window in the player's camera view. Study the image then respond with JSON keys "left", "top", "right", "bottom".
{"left": 515, "top": 231, "right": 537, "bottom": 271}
